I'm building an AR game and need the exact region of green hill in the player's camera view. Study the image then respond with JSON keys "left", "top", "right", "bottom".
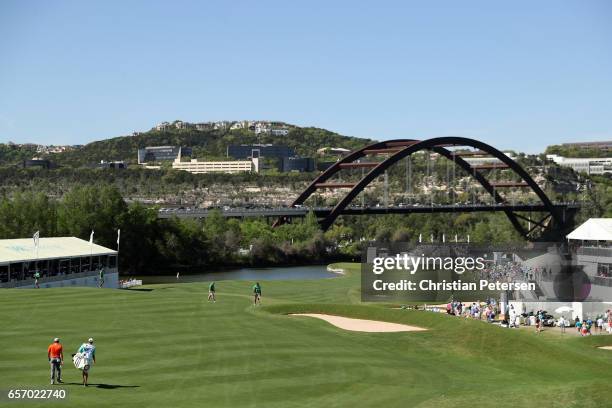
{"left": 0, "top": 143, "right": 39, "bottom": 166}
{"left": 38, "top": 125, "right": 373, "bottom": 167}
{"left": 545, "top": 144, "right": 612, "bottom": 158}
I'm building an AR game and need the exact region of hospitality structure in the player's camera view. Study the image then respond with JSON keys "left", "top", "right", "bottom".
{"left": 0, "top": 237, "right": 118, "bottom": 288}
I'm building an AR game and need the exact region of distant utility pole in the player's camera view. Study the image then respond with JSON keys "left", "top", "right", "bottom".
{"left": 384, "top": 171, "right": 389, "bottom": 207}
{"left": 361, "top": 163, "right": 365, "bottom": 207}
{"left": 406, "top": 156, "right": 412, "bottom": 201}
{"left": 452, "top": 155, "right": 456, "bottom": 204}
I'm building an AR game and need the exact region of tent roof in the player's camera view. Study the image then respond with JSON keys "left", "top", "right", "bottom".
{"left": 566, "top": 218, "right": 612, "bottom": 242}
{"left": 0, "top": 237, "right": 116, "bottom": 265}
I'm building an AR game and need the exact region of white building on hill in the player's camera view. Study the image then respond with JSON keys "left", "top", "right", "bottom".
{"left": 172, "top": 157, "right": 259, "bottom": 174}
{"left": 546, "top": 154, "right": 612, "bottom": 175}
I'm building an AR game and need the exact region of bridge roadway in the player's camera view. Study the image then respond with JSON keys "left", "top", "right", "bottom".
{"left": 158, "top": 203, "right": 580, "bottom": 219}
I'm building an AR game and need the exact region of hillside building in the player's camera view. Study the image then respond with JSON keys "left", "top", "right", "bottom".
{"left": 227, "top": 144, "right": 295, "bottom": 159}
{"left": 138, "top": 146, "right": 192, "bottom": 164}
{"left": 280, "top": 157, "right": 315, "bottom": 172}
{"left": 155, "top": 122, "right": 171, "bottom": 131}
{"left": 172, "top": 157, "right": 259, "bottom": 174}
{"left": 97, "top": 160, "right": 127, "bottom": 169}
{"left": 546, "top": 155, "right": 612, "bottom": 175}
{"left": 317, "top": 147, "right": 351, "bottom": 156}
{"left": 23, "top": 158, "right": 54, "bottom": 169}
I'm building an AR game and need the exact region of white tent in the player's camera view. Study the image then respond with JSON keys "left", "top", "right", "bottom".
{"left": 566, "top": 218, "right": 612, "bottom": 242}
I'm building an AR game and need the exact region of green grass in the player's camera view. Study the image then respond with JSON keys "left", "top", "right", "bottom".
{"left": 1, "top": 263, "right": 612, "bottom": 408}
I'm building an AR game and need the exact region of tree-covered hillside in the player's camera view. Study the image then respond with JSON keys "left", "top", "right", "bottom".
{"left": 545, "top": 144, "right": 612, "bottom": 158}
{"left": 0, "top": 144, "right": 39, "bottom": 166}
{"left": 24, "top": 125, "right": 373, "bottom": 167}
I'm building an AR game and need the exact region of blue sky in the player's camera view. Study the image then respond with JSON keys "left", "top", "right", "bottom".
{"left": 0, "top": 1, "right": 610, "bottom": 153}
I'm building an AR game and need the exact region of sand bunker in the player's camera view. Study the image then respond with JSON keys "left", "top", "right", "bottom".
{"left": 598, "top": 346, "right": 612, "bottom": 350}
{"left": 290, "top": 313, "right": 426, "bottom": 333}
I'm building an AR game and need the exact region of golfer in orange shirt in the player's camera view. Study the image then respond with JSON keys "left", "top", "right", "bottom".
{"left": 47, "top": 338, "right": 64, "bottom": 384}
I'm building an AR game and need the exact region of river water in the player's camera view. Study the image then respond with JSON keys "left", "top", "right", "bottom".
{"left": 136, "top": 265, "right": 340, "bottom": 284}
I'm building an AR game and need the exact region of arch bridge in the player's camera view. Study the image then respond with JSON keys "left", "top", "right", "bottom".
{"left": 275, "top": 137, "right": 579, "bottom": 241}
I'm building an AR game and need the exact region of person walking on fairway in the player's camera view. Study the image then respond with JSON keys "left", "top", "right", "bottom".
{"left": 77, "top": 338, "right": 96, "bottom": 386}
{"left": 253, "top": 282, "right": 262, "bottom": 305}
{"left": 98, "top": 268, "right": 104, "bottom": 288}
{"left": 208, "top": 281, "right": 216, "bottom": 302}
{"left": 34, "top": 271, "right": 40, "bottom": 288}
{"left": 47, "top": 337, "right": 63, "bottom": 384}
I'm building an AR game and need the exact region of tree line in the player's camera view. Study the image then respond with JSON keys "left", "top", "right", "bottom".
{"left": 0, "top": 186, "right": 344, "bottom": 273}
{"left": 0, "top": 184, "right": 542, "bottom": 274}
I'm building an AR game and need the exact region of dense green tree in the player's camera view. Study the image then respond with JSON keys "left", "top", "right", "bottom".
{"left": 0, "top": 192, "right": 57, "bottom": 238}
{"left": 117, "top": 203, "right": 163, "bottom": 272}
{"left": 57, "top": 185, "right": 127, "bottom": 249}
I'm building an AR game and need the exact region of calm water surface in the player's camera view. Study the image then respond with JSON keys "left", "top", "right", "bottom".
{"left": 136, "top": 265, "right": 340, "bottom": 284}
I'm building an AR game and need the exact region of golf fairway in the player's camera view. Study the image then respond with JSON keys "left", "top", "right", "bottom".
{"left": 2, "top": 263, "right": 612, "bottom": 408}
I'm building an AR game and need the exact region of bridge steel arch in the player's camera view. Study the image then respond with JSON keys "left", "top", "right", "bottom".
{"left": 290, "top": 139, "right": 418, "bottom": 205}
{"left": 282, "top": 136, "right": 568, "bottom": 240}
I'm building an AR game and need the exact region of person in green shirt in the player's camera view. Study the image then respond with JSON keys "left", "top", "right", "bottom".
{"left": 208, "top": 281, "right": 216, "bottom": 302}
{"left": 98, "top": 268, "right": 105, "bottom": 288}
{"left": 253, "top": 282, "right": 262, "bottom": 305}
{"left": 34, "top": 271, "right": 41, "bottom": 288}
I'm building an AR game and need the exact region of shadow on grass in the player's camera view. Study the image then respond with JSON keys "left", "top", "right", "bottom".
{"left": 63, "top": 382, "right": 140, "bottom": 389}
{"left": 93, "top": 383, "right": 140, "bottom": 389}
{"left": 124, "top": 288, "right": 154, "bottom": 292}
